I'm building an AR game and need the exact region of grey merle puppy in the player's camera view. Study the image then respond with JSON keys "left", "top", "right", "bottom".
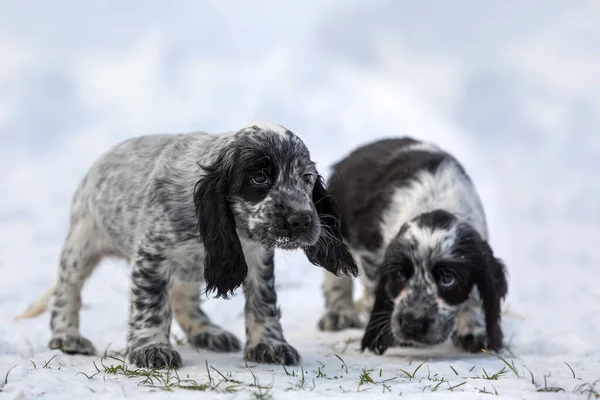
{"left": 318, "top": 138, "right": 508, "bottom": 354}
{"left": 17, "top": 122, "right": 357, "bottom": 368}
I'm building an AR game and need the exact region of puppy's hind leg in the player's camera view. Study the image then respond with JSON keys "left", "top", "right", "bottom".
{"left": 169, "top": 281, "right": 241, "bottom": 353}
{"left": 49, "top": 216, "right": 103, "bottom": 355}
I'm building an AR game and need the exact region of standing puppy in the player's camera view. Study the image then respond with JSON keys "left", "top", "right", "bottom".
{"left": 318, "top": 138, "right": 508, "bottom": 354}
{"left": 18, "top": 123, "right": 357, "bottom": 368}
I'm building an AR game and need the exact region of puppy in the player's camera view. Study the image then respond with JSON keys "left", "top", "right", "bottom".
{"left": 17, "top": 122, "right": 357, "bottom": 368}
{"left": 318, "top": 138, "right": 508, "bottom": 354}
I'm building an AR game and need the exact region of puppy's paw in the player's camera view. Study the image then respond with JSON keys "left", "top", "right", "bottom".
{"left": 452, "top": 330, "right": 488, "bottom": 353}
{"left": 454, "top": 305, "right": 492, "bottom": 352}
{"left": 127, "top": 344, "right": 182, "bottom": 369}
{"left": 245, "top": 340, "right": 300, "bottom": 365}
{"left": 318, "top": 309, "right": 364, "bottom": 332}
{"left": 189, "top": 328, "right": 241, "bottom": 353}
{"left": 360, "top": 328, "right": 394, "bottom": 355}
{"left": 49, "top": 335, "right": 96, "bottom": 355}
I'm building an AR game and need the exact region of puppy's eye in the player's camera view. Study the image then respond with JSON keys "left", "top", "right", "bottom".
{"left": 251, "top": 171, "right": 269, "bottom": 186}
{"left": 303, "top": 173, "right": 315, "bottom": 184}
{"left": 438, "top": 270, "right": 457, "bottom": 288}
{"left": 394, "top": 270, "right": 406, "bottom": 281}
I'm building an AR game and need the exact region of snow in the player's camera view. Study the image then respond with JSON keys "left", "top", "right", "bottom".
{"left": 1, "top": 1, "right": 599, "bottom": 398}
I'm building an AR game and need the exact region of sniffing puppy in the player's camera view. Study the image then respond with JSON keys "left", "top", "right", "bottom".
{"left": 318, "top": 138, "right": 508, "bottom": 355}
{"left": 17, "top": 123, "right": 357, "bottom": 368}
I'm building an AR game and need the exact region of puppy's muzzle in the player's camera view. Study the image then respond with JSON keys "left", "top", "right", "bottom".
{"left": 284, "top": 211, "right": 313, "bottom": 234}
{"left": 397, "top": 313, "right": 431, "bottom": 338}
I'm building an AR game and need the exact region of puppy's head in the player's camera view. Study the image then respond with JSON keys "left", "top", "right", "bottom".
{"left": 195, "top": 123, "right": 357, "bottom": 298}
{"left": 361, "top": 209, "right": 507, "bottom": 355}
{"left": 228, "top": 123, "right": 323, "bottom": 249}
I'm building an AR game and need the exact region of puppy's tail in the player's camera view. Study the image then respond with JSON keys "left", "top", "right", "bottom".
{"left": 14, "top": 281, "right": 56, "bottom": 320}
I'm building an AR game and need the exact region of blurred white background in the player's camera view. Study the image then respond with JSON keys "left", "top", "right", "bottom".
{"left": 1, "top": 0, "right": 599, "bottom": 361}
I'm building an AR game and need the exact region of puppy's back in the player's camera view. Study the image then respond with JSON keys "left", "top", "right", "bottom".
{"left": 327, "top": 138, "right": 487, "bottom": 251}
{"left": 67, "top": 133, "right": 211, "bottom": 255}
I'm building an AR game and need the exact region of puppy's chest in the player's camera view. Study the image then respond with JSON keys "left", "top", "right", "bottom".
{"left": 168, "top": 240, "right": 206, "bottom": 282}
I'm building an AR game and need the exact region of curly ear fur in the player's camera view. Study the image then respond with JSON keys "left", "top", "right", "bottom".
{"left": 194, "top": 154, "right": 248, "bottom": 299}
{"left": 475, "top": 243, "right": 508, "bottom": 351}
{"left": 361, "top": 280, "right": 395, "bottom": 355}
{"left": 304, "top": 176, "right": 358, "bottom": 277}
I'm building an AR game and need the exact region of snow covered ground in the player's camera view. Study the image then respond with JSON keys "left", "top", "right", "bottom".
{"left": 1, "top": 1, "right": 599, "bottom": 398}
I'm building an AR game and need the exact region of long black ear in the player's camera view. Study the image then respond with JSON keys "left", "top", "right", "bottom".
{"left": 194, "top": 156, "right": 248, "bottom": 299}
{"left": 361, "top": 280, "right": 395, "bottom": 355}
{"left": 475, "top": 242, "right": 508, "bottom": 351}
{"left": 304, "top": 176, "right": 358, "bottom": 277}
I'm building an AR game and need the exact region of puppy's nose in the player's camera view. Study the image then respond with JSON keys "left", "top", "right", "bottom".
{"left": 399, "top": 314, "right": 429, "bottom": 335}
{"left": 286, "top": 212, "right": 312, "bottom": 230}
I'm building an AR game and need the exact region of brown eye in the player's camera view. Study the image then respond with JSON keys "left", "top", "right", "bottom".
{"left": 251, "top": 171, "right": 269, "bottom": 185}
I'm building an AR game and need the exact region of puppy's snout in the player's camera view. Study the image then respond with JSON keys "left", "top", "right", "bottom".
{"left": 399, "top": 313, "right": 429, "bottom": 336}
{"left": 285, "top": 212, "right": 312, "bottom": 231}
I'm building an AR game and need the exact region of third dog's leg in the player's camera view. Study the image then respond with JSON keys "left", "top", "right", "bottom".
{"left": 169, "top": 281, "right": 241, "bottom": 352}
{"left": 243, "top": 248, "right": 300, "bottom": 365}
{"left": 317, "top": 272, "right": 363, "bottom": 331}
{"left": 49, "top": 217, "right": 101, "bottom": 355}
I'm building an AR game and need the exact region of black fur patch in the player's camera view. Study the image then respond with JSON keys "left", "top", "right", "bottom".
{"left": 327, "top": 138, "right": 462, "bottom": 252}
{"left": 194, "top": 146, "right": 248, "bottom": 299}
{"left": 304, "top": 176, "right": 358, "bottom": 277}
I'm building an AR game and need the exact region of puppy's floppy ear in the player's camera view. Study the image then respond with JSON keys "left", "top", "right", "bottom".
{"left": 304, "top": 176, "right": 358, "bottom": 277}
{"left": 194, "top": 150, "right": 248, "bottom": 299}
{"left": 361, "top": 279, "right": 395, "bottom": 355}
{"left": 474, "top": 241, "right": 508, "bottom": 351}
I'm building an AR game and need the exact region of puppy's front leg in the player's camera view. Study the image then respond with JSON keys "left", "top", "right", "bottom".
{"left": 126, "top": 238, "right": 181, "bottom": 369}
{"left": 318, "top": 272, "right": 363, "bottom": 331}
{"left": 243, "top": 247, "right": 300, "bottom": 365}
{"left": 452, "top": 291, "right": 487, "bottom": 353}
{"left": 318, "top": 251, "right": 374, "bottom": 331}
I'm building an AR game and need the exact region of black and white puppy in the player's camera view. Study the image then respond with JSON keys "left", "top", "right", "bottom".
{"left": 318, "top": 138, "right": 508, "bottom": 355}
{"left": 17, "top": 122, "right": 357, "bottom": 368}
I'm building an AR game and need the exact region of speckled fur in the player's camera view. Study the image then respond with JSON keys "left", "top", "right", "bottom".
{"left": 43, "top": 122, "right": 357, "bottom": 368}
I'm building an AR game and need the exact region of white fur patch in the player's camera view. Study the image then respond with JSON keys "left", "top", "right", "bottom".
{"left": 406, "top": 222, "right": 458, "bottom": 261}
{"left": 244, "top": 122, "right": 289, "bottom": 136}
{"left": 379, "top": 159, "right": 488, "bottom": 249}
{"left": 400, "top": 141, "right": 442, "bottom": 154}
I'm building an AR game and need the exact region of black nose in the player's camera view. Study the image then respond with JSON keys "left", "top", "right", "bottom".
{"left": 286, "top": 212, "right": 312, "bottom": 231}
{"left": 399, "top": 314, "right": 429, "bottom": 335}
